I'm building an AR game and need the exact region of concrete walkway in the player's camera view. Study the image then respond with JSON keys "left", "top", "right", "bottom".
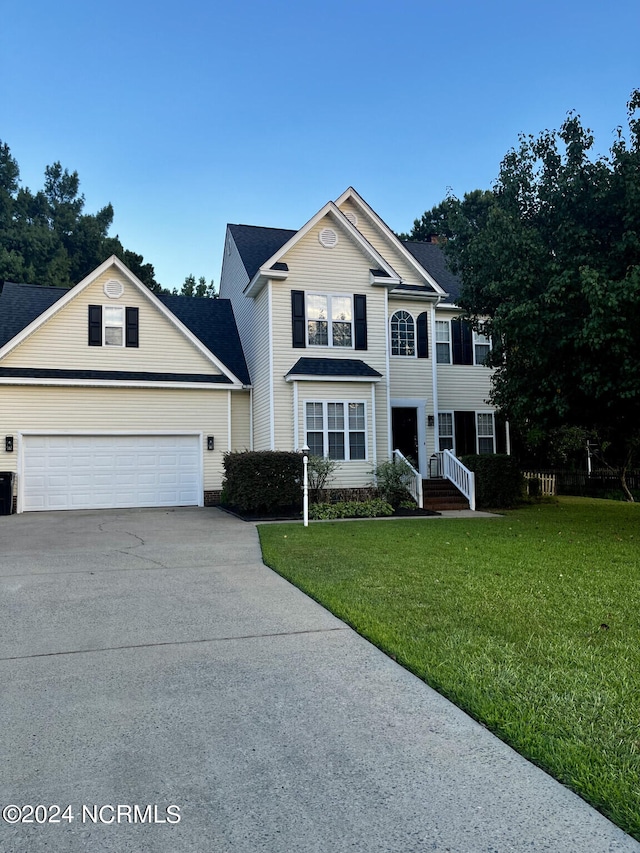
{"left": 0, "top": 507, "right": 637, "bottom": 852}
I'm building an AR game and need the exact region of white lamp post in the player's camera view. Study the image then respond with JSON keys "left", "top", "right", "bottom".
{"left": 302, "top": 444, "right": 309, "bottom": 527}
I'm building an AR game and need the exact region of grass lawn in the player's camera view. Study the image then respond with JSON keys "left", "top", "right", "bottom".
{"left": 258, "top": 497, "right": 640, "bottom": 840}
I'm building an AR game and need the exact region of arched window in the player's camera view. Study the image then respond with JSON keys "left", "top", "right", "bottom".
{"left": 390, "top": 310, "right": 415, "bottom": 356}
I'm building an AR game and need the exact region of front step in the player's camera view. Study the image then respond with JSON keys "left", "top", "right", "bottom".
{"left": 422, "top": 478, "right": 469, "bottom": 511}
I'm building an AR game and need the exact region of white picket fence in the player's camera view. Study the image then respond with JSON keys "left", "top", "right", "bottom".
{"left": 523, "top": 471, "right": 557, "bottom": 496}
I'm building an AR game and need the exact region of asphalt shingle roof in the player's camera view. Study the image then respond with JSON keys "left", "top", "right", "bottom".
{"left": 0, "top": 367, "right": 231, "bottom": 383}
{"left": 287, "top": 357, "right": 382, "bottom": 379}
{"left": 157, "top": 294, "right": 250, "bottom": 384}
{"left": 228, "top": 224, "right": 295, "bottom": 281}
{"left": 0, "top": 282, "right": 250, "bottom": 385}
{"left": 401, "top": 241, "right": 462, "bottom": 304}
{"left": 227, "top": 224, "right": 461, "bottom": 302}
{"left": 0, "top": 282, "right": 68, "bottom": 347}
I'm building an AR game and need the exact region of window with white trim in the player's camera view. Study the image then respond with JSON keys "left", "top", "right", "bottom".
{"left": 305, "top": 401, "right": 366, "bottom": 460}
{"left": 474, "top": 326, "right": 491, "bottom": 365}
{"left": 390, "top": 310, "right": 415, "bottom": 356}
{"left": 477, "top": 412, "right": 495, "bottom": 454}
{"left": 438, "top": 412, "right": 454, "bottom": 451}
{"left": 307, "top": 294, "right": 353, "bottom": 347}
{"left": 104, "top": 306, "right": 124, "bottom": 347}
{"left": 436, "top": 320, "right": 451, "bottom": 363}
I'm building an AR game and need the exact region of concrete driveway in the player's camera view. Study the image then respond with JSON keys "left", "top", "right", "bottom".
{"left": 0, "top": 507, "right": 637, "bottom": 853}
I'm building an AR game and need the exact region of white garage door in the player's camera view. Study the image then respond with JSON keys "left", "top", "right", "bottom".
{"left": 22, "top": 435, "right": 201, "bottom": 512}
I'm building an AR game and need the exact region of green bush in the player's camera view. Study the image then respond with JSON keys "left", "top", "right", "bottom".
{"left": 223, "top": 451, "right": 302, "bottom": 514}
{"left": 460, "top": 454, "right": 524, "bottom": 509}
{"left": 309, "top": 499, "right": 394, "bottom": 520}
{"left": 373, "top": 458, "right": 416, "bottom": 508}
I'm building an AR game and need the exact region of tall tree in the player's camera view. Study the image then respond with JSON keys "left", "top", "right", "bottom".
{"left": 0, "top": 142, "right": 162, "bottom": 291}
{"left": 178, "top": 274, "right": 217, "bottom": 298}
{"left": 407, "top": 90, "right": 640, "bottom": 499}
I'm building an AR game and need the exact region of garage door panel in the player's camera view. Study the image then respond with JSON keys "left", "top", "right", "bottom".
{"left": 23, "top": 435, "right": 201, "bottom": 511}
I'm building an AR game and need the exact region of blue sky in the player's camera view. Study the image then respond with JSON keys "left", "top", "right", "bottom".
{"left": 2, "top": 0, "right": 639, "bottom": 290}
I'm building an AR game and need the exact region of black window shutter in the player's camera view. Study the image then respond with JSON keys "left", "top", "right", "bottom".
{"left": 88, "top": 305, "right": 102, "bottom": 346}
{"left": 462, "top": 320, "right": 473, "bottom": 364}
{"left": 291, "top": 290, "right": 306, "bottom": 348}
{"left": 354, "top": 294, "right": 367, "bottom": 350}
{"left": 496, "top": 413, "right": 508, "bottom": 454}
{"left": 126, "top": 307, "right": 139, "bottom": 348}
{"left": 454, "top": 411, "right": 476, "bottom": 457}
{"left": 452, "top": 318, "right": 473, "bottom": 365}
{"left": 417, "top": 312, "right": 429, "bottom": 358}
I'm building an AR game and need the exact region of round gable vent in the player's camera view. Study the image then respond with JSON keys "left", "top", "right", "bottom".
{"left": 104, "top": 279, "right": 124, "bottom": 299}
{"left": 343, "top": 211, "right": 358, "bottom": 226}
{"left": 319, "top": 227, "right": 338, "bottom": 248}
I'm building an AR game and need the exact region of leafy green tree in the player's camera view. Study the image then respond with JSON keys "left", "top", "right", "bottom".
{"left": 407, "top": 90, "right": 640, "bottom": 499}
{"left": 179, "top": 274, "right": 217, "bottom": 298}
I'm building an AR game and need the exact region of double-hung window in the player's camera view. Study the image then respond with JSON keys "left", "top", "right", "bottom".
{"left": 438, "top": 412, "right": 454, "bottom": 451}
{"left": 435, "top": 320, "right": 451, "bottom": 363}
{"left": 473, "top": 326, "right": 491, "bottom": 365}
{"left": 477, "top": 412, "right": 495, "bottom": 454}
{"left": 104, "top": 306, "right": 125, "bottom": 346}
{"left": 305, "top": 401, "right": 366, "bottom": 460}
{"left": 307, "top": 294, "right": 353, "bottom": 347}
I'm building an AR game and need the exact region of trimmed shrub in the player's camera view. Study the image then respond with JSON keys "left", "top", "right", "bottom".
{"left": 309, "top": 499, "right": 394, "bottom": 520}
{"left": 373, "top": 458, "right": 416, "bottom": 508}
{"left": 223, "top": 451, "right": 302, "bottom": 514}
{"left": 460, "top": 454, "right": 524, "bottom": 509}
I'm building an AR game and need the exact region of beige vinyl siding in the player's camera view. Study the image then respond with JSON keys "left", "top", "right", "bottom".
{"left": 338, "top": 199, "right": 425, "bottom": 286}
{"left": 297, "top": 381, "right": 376, "bottom": 489}
{"left": 230, "top": 390, "right": 251, "bottom": 451}
{"left": 2, "top": 269, "right": 220, "bottom": 375}
{"left": 251, "top": 285, "right": 273, "bottom": 449}
{"left": 269, "top": 219, "right": 390, "bottom": 462}
{"left": 435, "top": 308, "right": 495, "bottom": 411}
{"left": 388, "top": 298, "right": 435, "bottom": 400}
{"left": 0, "top": 385, "right": 237, "bottom": 491}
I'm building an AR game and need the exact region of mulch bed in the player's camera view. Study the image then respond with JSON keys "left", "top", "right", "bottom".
{"left": 218, "top": 504, "right": 440, "bottom": 522}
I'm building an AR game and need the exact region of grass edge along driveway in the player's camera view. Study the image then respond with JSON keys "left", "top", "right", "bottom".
{"left": 258, "top": 497, "right": 640, "bottom": 841}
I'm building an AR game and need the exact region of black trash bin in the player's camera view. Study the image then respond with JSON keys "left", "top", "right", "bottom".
{"left": 0, "top": 472, "right": 16, "bottom": 515}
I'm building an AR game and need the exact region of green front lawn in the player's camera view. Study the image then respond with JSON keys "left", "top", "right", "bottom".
{"left": 258, "top": 497, "right": 640, "bottom": 839}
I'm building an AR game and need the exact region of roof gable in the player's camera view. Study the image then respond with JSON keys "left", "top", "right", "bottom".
{"left": 241, "top": 202, "right": 402, "bottom": 297}
{"left": 0, "top": 258, "right": 249, "bottom": 385}
{"left": 334, "top": 188, "right": 446, "bottom": 296}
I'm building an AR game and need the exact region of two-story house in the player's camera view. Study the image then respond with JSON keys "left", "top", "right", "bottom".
{"left": 219, "top": 187, "right": 506, "bottom": 492}
{"left": 0, "top": 188, "right": 505, "bottom": 513}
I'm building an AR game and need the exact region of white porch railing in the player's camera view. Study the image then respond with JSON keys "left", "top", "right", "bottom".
{"left": 392, "top": 449, "right": 423, "bottom": 509}
{"left": 437, "top": 450, "right": 476, "bottom": 511}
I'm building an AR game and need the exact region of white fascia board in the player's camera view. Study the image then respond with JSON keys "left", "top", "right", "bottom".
{"left": 389, "top": 291, "right": 440, "bottom": 302}
{"left": 285, "top": 374, "right": 381, "bottom": 383}
{"left": 0, "top": 377, "right": 244, "bottom": 390}
{"left": 370, "top": 273, "right": 401, "bottom": 288}
{"left": 0, "top": 255, "right": 244, "bottom": 387}
{"left": 435, "top": 301, "right": 462, "bottom": 311}
{"left": 244, "top": 202, "right": 400, "bottom": 298}
{"left": 334, "top": 187, "right": 448, "bottom": 296}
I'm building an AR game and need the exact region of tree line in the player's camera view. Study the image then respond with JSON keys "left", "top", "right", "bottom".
{"left": 402, "top": 89, "right": 640, "bottom": 499}
{"left": 0, "top": 141, "right": 215, "bottom": 297}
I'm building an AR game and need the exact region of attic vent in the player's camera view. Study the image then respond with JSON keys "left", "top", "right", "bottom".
{"left": 319, "top": 228, "right": 338, "bottom": 248}
{"left": 104, "top": 279, "right": 124, "bottom": 299}
{"left": 343, "top": 211, "right": 358, "bottom": 226}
